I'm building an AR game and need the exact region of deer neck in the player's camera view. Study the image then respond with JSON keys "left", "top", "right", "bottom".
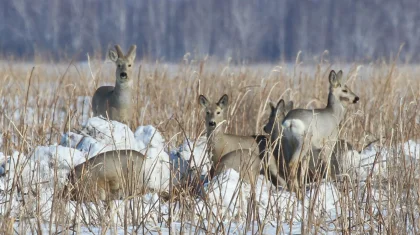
{"left": 270, "top": 122, "right": 282, "bottom": 144}
{"left": 113, "top": 81, "right": 133, "bottom": 107}
{"left": 326, "top": 92, "right": 345, "bottom": 122}
{"left": 206, "top": 125, "right": 226, "bottom": 161}
{"left": 269, "top": 121, "right": 284, "bottom": 158}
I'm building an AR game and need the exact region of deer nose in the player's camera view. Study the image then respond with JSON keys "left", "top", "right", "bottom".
{"left": 120, "top": 72, "right": 127, "bottom": 79}
{"left": 209, "top": 121, "right": 216, "bottom": 127}
{"left": 353, "top": 96, "right": 360, "bottom": 103}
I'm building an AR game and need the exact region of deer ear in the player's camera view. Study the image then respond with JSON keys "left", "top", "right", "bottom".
{"left": 199, "top": 95, "right": 209, "bottom": 108}
{"left": 126, "top": 45, "right": 137, "bottom": 61}
{"left": 276, "top": 99, "right": 285, "bottom": 110}
{"left": 217, "top": 94, "right": 229, "bottom": 109}
{"left": 108, "top": 49, "right": 118, "bottom": 62}
{"left": 329, "top": 70, "right": 340, "bottom": 87}
{"left": 273, "top": 99, "right": 285, "bottom": 118}
{"left": 269, "top": 101, "right": 276, "bottom": 111}
{"left": 336, "top": 70, "right": 345, "bottom": 84}
{"left": 285, "top": 101, "right": 294, "bottom": 113}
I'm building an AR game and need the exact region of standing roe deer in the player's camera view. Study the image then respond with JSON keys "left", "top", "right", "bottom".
{"left": 262, "top": 99, "right": 294, "bottom": 187}
{"left": 281, "top": 70, "right": 359, "bottom": 197}
{"left": 199, "top": 94, "right": 284, "bottom": 187}
{"left": 92, "top": 44, "right": 137, "bottom": 124}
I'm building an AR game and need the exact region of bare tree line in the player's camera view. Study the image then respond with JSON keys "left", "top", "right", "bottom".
{"left": 0, "top": 0, "right": 419, "bottom": 62}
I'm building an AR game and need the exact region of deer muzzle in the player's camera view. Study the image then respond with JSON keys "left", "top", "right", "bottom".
{"left": 353, "top": 96, "right": 359, "bottom": 103}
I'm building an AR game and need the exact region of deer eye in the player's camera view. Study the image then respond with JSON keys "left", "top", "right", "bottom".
{"left": 128, "top": 64, "right": 132, "bottom": 67}
{"left": 217, "top": 111, "right": 220, "bottom": 115}
{"left": 118, "top": 64, "right": 121, "bottom": 68}
{"left": 343, "top": 90, "right": 348, "bottom": 93}
{"left": 206, "top": 111, "right": 210, "bottom": 115}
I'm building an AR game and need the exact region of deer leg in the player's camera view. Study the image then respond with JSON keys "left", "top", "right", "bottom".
{"left": 99, "top": 188, "right": 107, "bottom": 201}
{"left": 324, "top": 146, "right": 336, "bottom": 181}
{"left": 288, "top": 138, "right": 310, "bottom": 199}
{"left": 108, "top": 180, "right": 121, "bottom": 199}
{"left": 268, "top": 156, "right": 287, "bottom": 188}
{"left": 265, "top": 151, "right": 287, "bottom": 187}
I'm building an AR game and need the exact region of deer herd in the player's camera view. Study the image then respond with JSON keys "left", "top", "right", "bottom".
{"left": 64, "top": 44, "right": 360, "bottom": 207}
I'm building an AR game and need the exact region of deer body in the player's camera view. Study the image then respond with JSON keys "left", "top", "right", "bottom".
{"left": 199, "top": 94, "right": 268, "bottom": 186}
{"left": 281, "top": 70, "right": 359, "bottom": 195}
{"left": 208, "top": 130, "right": 259, "bottom": 164}
{"left": 64, "top": 149, "right": 146, "bottom": 203}
{"left": 92, "top": 45, "right": 137, "bottom": 124}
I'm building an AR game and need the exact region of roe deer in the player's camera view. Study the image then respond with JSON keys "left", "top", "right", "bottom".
{"left": 199, "top": 94, "right": 282, "bottom": 186}
{"left": 262, "top": 99, "right": 294, "bottom": 187}
{"left": 92, "top": 44, "right": 137, "bottom": 124}
{"left": 63, "top": 149, "right": 146, "bottom": 207}
{"left": 281, "top": 70, "right": 359, "bottom": 197}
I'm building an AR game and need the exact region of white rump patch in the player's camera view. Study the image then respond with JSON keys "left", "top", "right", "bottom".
{"left": 282, "top": 119, "right": 306, "bottom": 137}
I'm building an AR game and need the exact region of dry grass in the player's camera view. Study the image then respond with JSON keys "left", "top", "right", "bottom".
{"left": 0, "top": 53, "right": 420, "bottom": 234}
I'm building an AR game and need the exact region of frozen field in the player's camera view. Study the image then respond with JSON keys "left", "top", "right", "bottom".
{"left": 1, "top": 117, "right": 419, "bottom": 234}
{"left": 1, "top": 61, "right": 420, "bottom": 234}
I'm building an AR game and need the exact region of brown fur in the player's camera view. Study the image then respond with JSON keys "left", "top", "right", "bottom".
{"left": 63, "top": 149, "right": 146, "bottom": 203}
{"left": 92, "top": 44, "right": 137, "bottom": 124}
{"left": 199, "top": 94, "right": 275, "bottom": 186}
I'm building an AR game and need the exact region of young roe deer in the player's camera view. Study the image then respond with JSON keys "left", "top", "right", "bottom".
{"left": 92, "top": 44, "right": 137, "bottom": 124}
{"left": 199, "top": 94, "right": 284, "bottom": 187}
{"left": 63, "top": 149, "right": 146, "bottom": 207}
{"left": 262, "top": 99, "right": 294, "bottom": 187}
{"left": 281, "top": 70, "right": 359, "bottom": 196}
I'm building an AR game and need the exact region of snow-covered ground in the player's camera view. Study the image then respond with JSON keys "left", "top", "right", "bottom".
{"left": 0, "top": 117, "right": 419, "bottom": 234}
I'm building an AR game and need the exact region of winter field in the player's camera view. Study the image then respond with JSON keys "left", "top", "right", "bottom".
{"left": 0, "top": 56, "right": 420, "bottom": 234}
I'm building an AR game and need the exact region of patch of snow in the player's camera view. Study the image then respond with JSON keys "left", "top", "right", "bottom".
{"left": 169, "top": 150, "right": 189, "bottom": 186}
{"left": 201, "top": 167, "right": 341, "bottom": 224}
{"left": 83, "top": 117, "right": 139, "bottom": 151}
{"left": 0, "top": 152, "right": 7, "bottom": 176}
{"left": 132, "top": 125, "right": 172, "bottom": 191}
{"left": 358, "top": 144, "right": 388, "bottom": 179}
{"left": 61, "top": 117, "right": 140, "bottom": 157}
{"left": 178, "top": 136, "right": 211, "bottom": 175}
{"left": 76, "top": 135, "right": 109, "bottom": 157}
{"left": 338, "top": 150, "right": 363, "bottom": 178}
{"left": 134, "top": 125, "right": 166, "bottom": 150}
{"left": 403, "top": 140, "right": 420, "bottom": 159}
{"left": 20, "top": 146, "right": 85, "bottom": 189}
{"left": 0, "top": 148, "right": 83, "bottom": 217}
{"left": 203, "top": 169, "right": 250, "bottom": 218}
{"left": 60, "top": 130, "right": 84, "bottom": 149}
{"left": 142, "top": 152, "right": 171, "bottom": 192}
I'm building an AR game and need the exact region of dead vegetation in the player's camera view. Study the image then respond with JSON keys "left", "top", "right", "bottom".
{"left": 0, "top": 53, "right": 419, "bottom": 234}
